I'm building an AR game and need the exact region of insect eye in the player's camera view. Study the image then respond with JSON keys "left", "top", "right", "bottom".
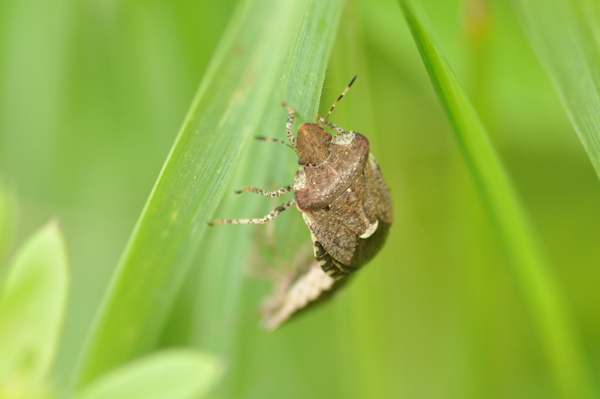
{"left": 298, "top": 159, "right": 306, "bottom": 165}
{"left": 324, "top": 205, "right": 331, "bottom": 212}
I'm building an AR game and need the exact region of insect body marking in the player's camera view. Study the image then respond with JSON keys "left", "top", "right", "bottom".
{"left": 331, "top": 131, "right": 355, "bottom": 146}
{"left": 359, "top": 220, "right": 379, "bottom": 239}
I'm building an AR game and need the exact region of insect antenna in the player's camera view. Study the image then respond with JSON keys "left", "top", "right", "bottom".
{"left": 322, "top": 74, "right": 357, "bottom": 122}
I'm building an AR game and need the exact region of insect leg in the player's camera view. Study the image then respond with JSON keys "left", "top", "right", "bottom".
{"left": 317, "top": 118, "right": 346, "bottom": 134}
{"left": 234, "top": 185, "right": 293, "bottom": 197}
{"left": 255, "top": 136, "right": 300, "bottom": 155}
{"left": 207, "top": 200, "right": 295, "bottom": 226}
{"left": 282, "top": 103, "right": 297, "bottom": 146}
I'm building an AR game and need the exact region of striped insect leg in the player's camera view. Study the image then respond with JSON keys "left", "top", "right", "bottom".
{"left": 234, "top": 185, "right": 293, "bottom": 197}
{"left": 207, "top": 200, "right": 295, "bottom": 226}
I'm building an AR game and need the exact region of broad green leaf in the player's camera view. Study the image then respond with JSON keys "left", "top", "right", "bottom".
{"left": 76, "top": 0, "right": 346, "bottom": 387}
{"left": 73, "top": 349, "right": 222, "bottom": 399}
{"left": 399, "top": 2, "right": 595, "bottom": 398}
{"left": 512, "top": 0, "right": 600, "bottom": 180}
{"left": 0, "top": 220, "right": 69, "bottom": 399}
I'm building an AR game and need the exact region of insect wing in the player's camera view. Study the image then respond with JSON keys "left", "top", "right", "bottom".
{"left": 301, "top": 209, "right": 358, "bottom": 266}
{"left": 326, "top": 172, "right": 378, "bottom": 236}
{"left": 365, "top": 154, "right": 393, "bottom": 224}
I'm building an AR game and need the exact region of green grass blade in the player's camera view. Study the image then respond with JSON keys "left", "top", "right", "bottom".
{"left": 512, "top": 0, "right": 600, "bottom": 179}
{"left": 399, "top": 2, "right": 595, "bottom": 398}
{"left": 185, "top": 0, "right": 344, "bottom": 376}
{"left": 76, "top": 0, "right": 345, "bottom": 387}
{"left": 0, "top": 220, "right": 69, "bottom": 398}
{"left": 74, "top": 349, "right": 222, "bottom": 399}
{"left": 169, "top": 2, "right": 345, "bottom": 396}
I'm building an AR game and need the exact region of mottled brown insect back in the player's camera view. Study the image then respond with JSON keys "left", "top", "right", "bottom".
{"left": 295, "top": 129, "right": 370, "bottom": 211}
{"left": 207, "top": 76, "right": 392, "bottom": 329}
{"left": 299, "top": 151, "right": 392, "bottom": 277}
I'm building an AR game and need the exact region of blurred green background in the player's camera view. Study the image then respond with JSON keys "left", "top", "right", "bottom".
{"left": 1, "top": 0, "right": 600, "bottom": 398}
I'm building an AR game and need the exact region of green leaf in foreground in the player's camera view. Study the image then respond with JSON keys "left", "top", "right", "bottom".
{"left": 73, "top": 349, "right": 222, "bottom": 399}
{"left": 398, "top": 1, "right": 595, "bottom": 398}
{"left": 76, "top": 0, "right": 345, "bottom": 387}
{"left": 512, "top": 0, "right": 600, "bottom": 180}
{"left": 0, "top": 220, "right": 69, "bottom": 398}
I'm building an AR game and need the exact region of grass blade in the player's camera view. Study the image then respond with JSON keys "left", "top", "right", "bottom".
{"left": 187, "top": 0, "right": 345, "bottom": 369}
{"left": 512, "top": 0, "right": 600, "bottom": 180}
{"left": 0, "top": 220, "right": 68, "bottom": 398}
{"left": 399, "top": 1, "right": 595, "bottom": 398}
{"left": 76, "top": 0, "right": 345, "bottom": 387}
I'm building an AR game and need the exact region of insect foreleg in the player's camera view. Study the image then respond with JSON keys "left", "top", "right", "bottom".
{"left": 255, "top": 136, "right": 300, "bottom": 155}
{"left": 282, "top": 103, "right": 297, "bottom": 146}
{"left": 317, "top": 117, "right": 346, "bottom": 135}
{"left": 207, "top": 200, "right": 295, "bottom": 226}
{"left": 234, "top": 185, "right": 293, "bottom": 197}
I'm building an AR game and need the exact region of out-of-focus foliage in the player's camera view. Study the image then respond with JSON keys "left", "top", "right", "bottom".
{"left": 74, "top": 0, "right": 345, "bottom": 386}
{"left": 73, "top": 350, "right": 223, "bottom": 399}
{"left": 0, "top": 181, "right": 15, "bottom": 265}
{"left": 400, "top": 1, "right": 594, "bottom": 397}
{"left": 0, "top": 222, "right": 67, "bottom": 399}
{"left": 0, "top": 221, "right": 222, "bottom": 399}
{"left": 1, "top": 0, "right": 600, "bottom": 398}
{"left": 513, "top": 0, "right": 600, "bottom": 180}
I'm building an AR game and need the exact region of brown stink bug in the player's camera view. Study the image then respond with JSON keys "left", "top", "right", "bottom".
{"left": 208, "top": 76, "right": 392, "bottom": 328}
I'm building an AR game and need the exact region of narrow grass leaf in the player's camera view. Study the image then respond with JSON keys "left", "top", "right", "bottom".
{"left": 76, "top": 0, "right": 345, "bottom": 387}
{"left": 399, "top": 2, "right": 595, "bottom": 398}
{"left": 181, "top": 1, "right": 345, "bottom": 396}
{"left": 512, "top": 0, "right": 600, "bottom": 180}
{"left": 73, "top": 349, "right": 222, "bottom": 399}
{"left": 187, "top": 0, "right": 345, "bottom": 371}
{"left": 0, "top": 220, "right": 69, "bottom": 398}
{"left": 189, "top": 0, "right": 345, "bottom": 336}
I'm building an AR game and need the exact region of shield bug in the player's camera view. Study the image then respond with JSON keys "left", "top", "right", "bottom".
{"left": 208, "top": 76, "right": 392, "bottom": 328}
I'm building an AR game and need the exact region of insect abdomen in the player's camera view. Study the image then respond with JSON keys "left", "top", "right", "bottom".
{"left": 313, "top": 240, "right": 353, "bottom": 278}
